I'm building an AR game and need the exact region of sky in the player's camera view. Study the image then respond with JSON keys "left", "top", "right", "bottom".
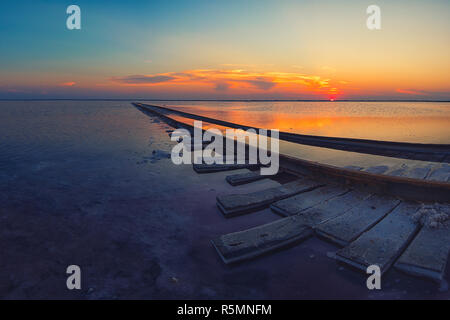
{"left": 0, "top": 0, "right": 449, "bottom": 100}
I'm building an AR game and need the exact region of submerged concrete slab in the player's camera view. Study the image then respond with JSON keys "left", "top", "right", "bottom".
{"left": 364, "top": 165, "right": 390, "bottom": 175}
{"left": 212, "top": 215, "right": 314, "bottom": 264}
{"left": 271, "top": 185, "right": 349, "bottom": 217}
{"left": 427, "top": 163, "right": 450, "bottom": 182}
{"left": 387, "top": 163, "right": 433, "bottom": 180}
{"left": 193, "top": 163, "right": 260, "bottom": 174}
{"left": 285, "top": 190, "right": 371, "bottom": 227}
{"left": 315, "top": 195, "right": 401, "bottom": 246}
{"left": 336, "top": 202, "right": 421, "bottom": 274}
{"left": 226, "top": 171, "right": 268, "bottom": 186}
{"left": 217, "top": 179, "right": 323, "bottom": 217}
{"left": 407, "top": 164, "right": 433, "bottom": 180}
{"left": 343, "top": 165, "right": 364, "bottom": 171}
{"left": 212, "top": 190, "right": 372, "bottom": 264}
{"left": 395, "top": 220, "right": 450, "bottom": 283}
{"left": 387, "top": 164, "right": 409, "bottom": 177}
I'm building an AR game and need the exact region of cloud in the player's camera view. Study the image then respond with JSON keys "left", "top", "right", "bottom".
{"left": 111, "top": 75, "right": 176, "bottom": 84}
{"left": 214, "top": 82, "right": 230, "bottom": 91}
{"left": 396, "top": 89, "right": 428, "bottom": 96}
{"left": 109, "top": 68, "right": 341, "bottom": 96}
{"left": 60, "top": 82, "right": 76, "bottom": 87}
{"left": 244, "top": 79, "right": 276, "bottom": 90}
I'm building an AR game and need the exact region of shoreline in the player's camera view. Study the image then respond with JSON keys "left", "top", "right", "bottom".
{"left": 1, "top": 99, "right": 450, "bottom": 102}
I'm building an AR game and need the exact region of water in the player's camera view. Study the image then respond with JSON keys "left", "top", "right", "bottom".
{"left": 0, "top": 101, "right": 145, "bottom": 171}
{"left": 2, "top": 100, "right": 448, "bottom": 172}
{"left": 154, "top": 101, "right": 450, "bottom": 144}
{"left": 141, "top": 100, "right": 450, "bottom": 169}
{"left": 0, "top": 100, "right": 448, "bottom": 299}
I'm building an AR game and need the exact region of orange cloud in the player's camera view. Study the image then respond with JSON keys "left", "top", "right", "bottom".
{"left": 110, "top": 69, "right": 342, "bottom": 97}
{"left": 396, "top": 89, "right": 427, "bottom": 96}
{"left": 60, "top": 81, "right": 76, "bottom": 87}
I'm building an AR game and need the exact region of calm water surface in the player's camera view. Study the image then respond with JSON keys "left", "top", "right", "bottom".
{"left": 2, "top": 100, "right": 448, "bottom": 170}
{"left": 158, "top": 101, "right": 450, "bottom": 144}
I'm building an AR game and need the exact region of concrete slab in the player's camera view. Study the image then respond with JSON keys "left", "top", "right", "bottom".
{"left": 217, "top": 179, "right": 323, "bottom": 217}
{"left": 315, "top": 195, "right": 401, "bottom": 246}
{"left": 336, "top": 202, "right": 421, "bottom": 274}
{"left": 212, "top": 215, "right": 313, "bottom": 264}
{"left": 271, "top": 185, "right": 349, "bottom": 217}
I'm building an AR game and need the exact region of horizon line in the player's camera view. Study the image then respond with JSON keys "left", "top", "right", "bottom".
{"left": 1, "top": 98, "right": 450, "bottom": 102}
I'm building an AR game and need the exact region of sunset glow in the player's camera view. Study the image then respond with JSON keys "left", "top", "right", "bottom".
{"left": 1, "top": 0, "right": 449, "bottom": 100}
